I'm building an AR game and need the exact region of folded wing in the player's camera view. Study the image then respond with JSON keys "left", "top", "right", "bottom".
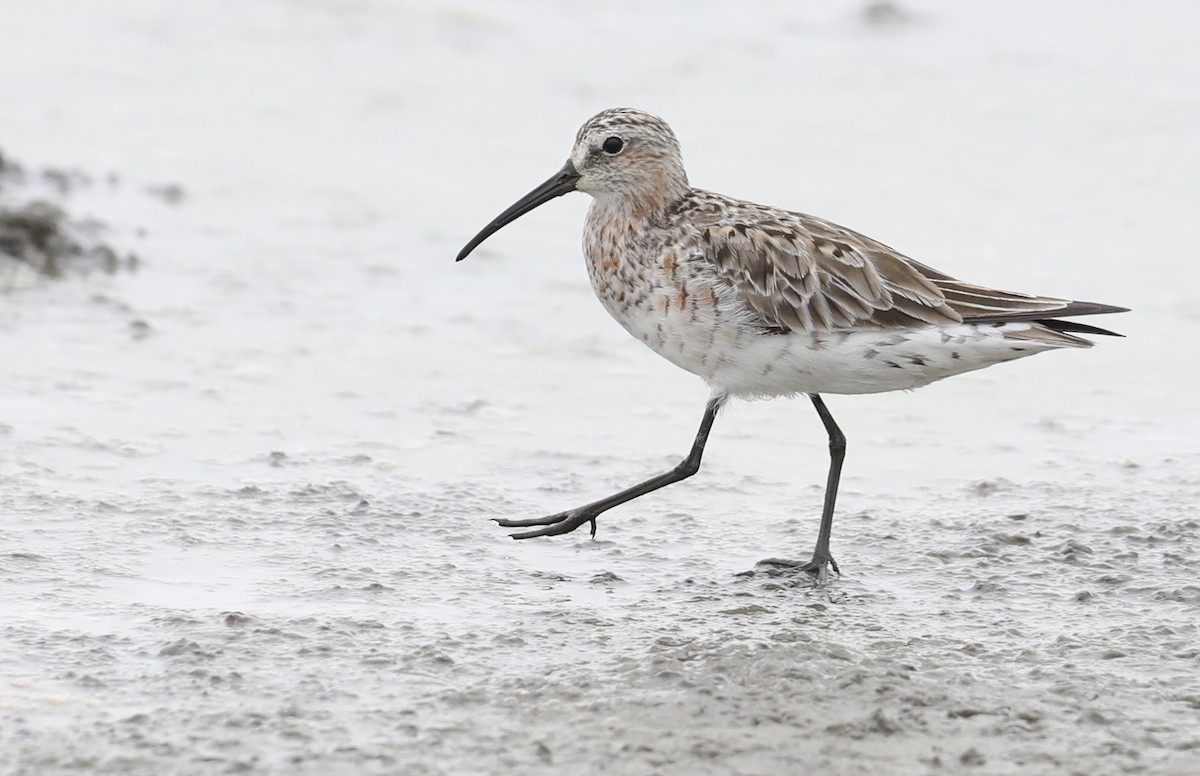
{"left": 696, "top": 204, "right": 1125, "bottom": 336}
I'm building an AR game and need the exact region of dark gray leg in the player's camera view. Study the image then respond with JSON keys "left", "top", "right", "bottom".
{"left": 497, "top": 391, "right": 728, "bottom": 539}
{"left": 757, "top": 393, "right": 845, "bottom": 582}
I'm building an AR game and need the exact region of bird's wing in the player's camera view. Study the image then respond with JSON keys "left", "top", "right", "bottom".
{"left": 693, "top": 200, "right": 1124, "bottom": 334}
{"left": 699, "top": 208, "right": 961, "bottom": 333}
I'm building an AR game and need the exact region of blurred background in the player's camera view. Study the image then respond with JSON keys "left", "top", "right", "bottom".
{"left": 2, "top": 1, "right": 1197, "bottom": 774}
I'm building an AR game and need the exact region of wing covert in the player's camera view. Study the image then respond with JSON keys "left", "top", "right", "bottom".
{"left": 702, "top": 215, "right": 960, "bottom": 333}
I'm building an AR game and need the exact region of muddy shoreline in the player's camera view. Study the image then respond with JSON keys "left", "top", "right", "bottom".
{"left": 2, "top": 1, "right": 1197, "bottom": 774}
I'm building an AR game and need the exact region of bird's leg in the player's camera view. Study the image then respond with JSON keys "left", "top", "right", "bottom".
{"left": 496, "top": 392, "right": 727, "bottom": 539}
{"left": 757, "top": 393, "right": 845, "bottom": 583}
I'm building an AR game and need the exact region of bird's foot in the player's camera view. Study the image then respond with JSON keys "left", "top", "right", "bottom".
{"left": 494, "top": 508, "right": 599, "bottom": 540}
{"left": 749, "top": 553, "right": 840, "bottom": 585}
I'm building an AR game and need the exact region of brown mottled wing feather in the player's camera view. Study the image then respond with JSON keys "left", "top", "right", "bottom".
{"left": 694, "top": 199, "right": 1127, "bottom": 335}
{"left": 701, "top": 210, "right": 961, "bottom": 333}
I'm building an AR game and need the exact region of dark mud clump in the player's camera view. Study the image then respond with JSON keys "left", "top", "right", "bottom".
{"left": 0, "top": 146, "right": 138, "bottom": 279}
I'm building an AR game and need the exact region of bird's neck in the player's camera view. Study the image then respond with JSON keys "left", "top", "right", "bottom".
{"left": 589, "top": 182, "right": 691, "bottom": 227}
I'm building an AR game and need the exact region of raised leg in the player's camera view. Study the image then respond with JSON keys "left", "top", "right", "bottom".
{"left": 757, "top": 393, "right": 845, "bottom": 582}
{"left": 496, "top": 391, "right": 727, "bottom": 539}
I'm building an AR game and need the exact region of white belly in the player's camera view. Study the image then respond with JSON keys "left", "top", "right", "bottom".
{"left": 609, "top": 297, "right": 1068, "bottom": 397}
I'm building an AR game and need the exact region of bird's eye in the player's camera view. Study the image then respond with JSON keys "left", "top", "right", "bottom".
{"left": 601, "top": 136, "right": 624, "bottom": 155}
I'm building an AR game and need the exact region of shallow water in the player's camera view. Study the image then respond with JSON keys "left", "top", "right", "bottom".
{"left": 2, "top": 1, "right": 1198, "bottom": 774}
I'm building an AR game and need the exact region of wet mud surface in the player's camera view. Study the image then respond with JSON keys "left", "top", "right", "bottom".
{"left": 1, "top": 1, "right": 1197, "bottom": 774}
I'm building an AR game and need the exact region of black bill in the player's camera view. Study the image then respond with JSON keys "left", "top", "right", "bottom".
{"left": 455, "top": 160, "right": 581, "bottom": 262}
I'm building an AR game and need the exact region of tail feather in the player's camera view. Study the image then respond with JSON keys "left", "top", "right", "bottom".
{"left": 1037, "top": 318, "right": 1125, "bottom": 338}
{"left": 1003, "top": 324, "right": 1096, "bottom": 349}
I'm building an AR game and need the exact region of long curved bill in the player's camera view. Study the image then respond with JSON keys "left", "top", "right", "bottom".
{"left": 455, "top": 160, "right": 581, "bottom": 262}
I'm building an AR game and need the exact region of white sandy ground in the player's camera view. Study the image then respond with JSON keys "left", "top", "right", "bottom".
{"left": 1, "top": 0, "right": 1198, "bottom": 773}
